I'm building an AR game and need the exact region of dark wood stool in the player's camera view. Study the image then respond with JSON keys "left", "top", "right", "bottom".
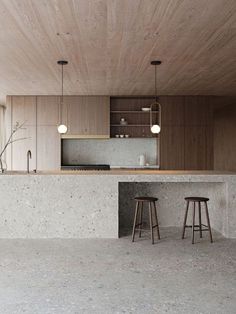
{"left": 132, "top": 197, "right": 160, "bottom": 244}
{"left": 182, "top": 197, "right": 213, "bottom": 244}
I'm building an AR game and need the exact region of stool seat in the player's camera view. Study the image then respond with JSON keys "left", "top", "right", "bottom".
{"left": 185, "top": 197, "right": 209, "bottom": 202}
{"left": 135, "top": 196, "right": 158, "bottom": 202}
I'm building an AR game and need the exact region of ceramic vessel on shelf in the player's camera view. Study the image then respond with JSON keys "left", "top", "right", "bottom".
{"left": 120, "top": 118, "right": 128, "bottom": 125}
{"left": 120, "top": 134, "right": 124, "bottom": 138}
{"left": 139, "top": 154, "right": 146, "bottom": 166}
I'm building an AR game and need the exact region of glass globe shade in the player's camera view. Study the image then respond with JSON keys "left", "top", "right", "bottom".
{"left": 151, "top": 124, "right": 161, "bottom": 134}
{"left": 57, "top": 124, "right": 68, "bottom": 134}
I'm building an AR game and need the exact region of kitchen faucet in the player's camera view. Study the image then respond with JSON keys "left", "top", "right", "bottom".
{"left": 27, "top": 150, "right": 32, "bottom": 173}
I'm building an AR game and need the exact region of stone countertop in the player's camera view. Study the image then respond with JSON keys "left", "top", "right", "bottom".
{"left": 0, "top": 169, "right": 236, "bottom": 239}
{"left": 1, "top": 170, "right": 236, "bottom": 176}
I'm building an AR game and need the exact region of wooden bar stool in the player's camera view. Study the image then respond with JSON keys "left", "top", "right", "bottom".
{"left": 132, "top": 197, "right": 160, "bottom": 244}
{"left": 182, "top": 197, "right": 213, "bottom": 244}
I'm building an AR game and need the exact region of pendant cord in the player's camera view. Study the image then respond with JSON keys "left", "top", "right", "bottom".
{"left": 155, "top": 64, "right": 157, "bottom": 102}
{"left": 60, "top": 64, "right": 64, "bottom": 125}
{"left": 61, "top": 64, "right": 64, "bottom": 103}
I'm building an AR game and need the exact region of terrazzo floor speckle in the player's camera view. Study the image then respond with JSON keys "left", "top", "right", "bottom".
{"left": 0, "top": 227, "right": 235, "bottom": 314}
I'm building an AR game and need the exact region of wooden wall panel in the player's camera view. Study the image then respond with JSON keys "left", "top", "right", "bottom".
{"left": 214, "top": 104, "right": 236, "bottom": 171}
{"left": 12, "top": 125, "right": 36, "bottom": 171}
{"left": 160, "top": 96, "right": 214, "bottom": 170}
{"left": 37, "top": 126, "right": 60, "bottom": 171}
{"left": 184, "top": 126, "right": 207, "bottom": 170}
{"left": 37, "top": 96, "right": 60, "bottom": 126}
{"left": 160, "top": 97, "right": 185, "bottom": 126}
{"left": 12, "top": 96, "right": 36, "bottom": 126}
{"left": 160, "top": 126, "right": 185, "bottom": 170}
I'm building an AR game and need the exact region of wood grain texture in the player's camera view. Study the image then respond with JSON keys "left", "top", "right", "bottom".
{"left": 214, "top": 104, "right": 236, "bottom": 171}
{"left": 37, "top": 96, "right": 60, "bottom": 126}
{"left": 160, "top": 126, "right": 185, "bottom": 170}
{"left": 63, "top": 96, "right": 110, "bottom": 137}
{"left": 12, "top": 96, "right": 36, "bottom": 126}
{"left": 110, "top": 97, "right": 157, "bottom": 138}
{"left": 0, "top": 0, "right": 235, "bottom": 103}
{"left": 37, "top": 126, "right": 60, "bottom": 171}
{"left": 12, "top": 125, "right": 36, "bottom": 171}
{"left": 160, "top": 96, "right": 215, "bottom": 170}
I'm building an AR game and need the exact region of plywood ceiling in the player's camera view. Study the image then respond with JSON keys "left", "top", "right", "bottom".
{"left": 0, "top": 0, "right": 235, "bottom": 103}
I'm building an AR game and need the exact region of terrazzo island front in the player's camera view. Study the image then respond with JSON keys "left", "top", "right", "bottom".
{"left": 0, "top": 170, "right": 235, "bottom": 239}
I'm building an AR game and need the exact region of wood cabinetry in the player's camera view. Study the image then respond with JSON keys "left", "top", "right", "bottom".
{"left": 6, "top": 96, "right": 37, "bottom": 171}
{"left": 6, "top": 96, "right": 60, "bottom": 171}
{"left": 62, "top": 96, "right": 110, "bottom": 138}
{"left": 110, "top": 97, "right": 158, "bottom": 138}
{"left": 36, "top": 96, "right": 61, "bottom": 171}
{"left": 6, "top": 95, "right": 110, "bottom": 170}
{"left": 160, "top": 96, "right": 214, "bottom": 170}
{"left": 160, "top": 126, "right": 185, "bottom": 170}
{"left": 37, "top": 96, "right": 60, "bottom": 125}
{"left": 12, "top": 96, "right": 36, "bottom": 126}
{"left": 37, "top": 126, "right": 60, "bottom": 171}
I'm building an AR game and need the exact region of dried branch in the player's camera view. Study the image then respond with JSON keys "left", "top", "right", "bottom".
{"left": 0, "top": 121, "right": 28, "bottom": 159}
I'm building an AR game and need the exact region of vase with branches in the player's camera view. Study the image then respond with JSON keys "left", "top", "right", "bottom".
{"left": 0, "top": 122, "right": 29, "bottom": 173}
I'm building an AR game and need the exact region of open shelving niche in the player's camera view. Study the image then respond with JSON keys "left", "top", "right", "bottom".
{"left": 110, "top": 97, "right": 160, "bottom": 138}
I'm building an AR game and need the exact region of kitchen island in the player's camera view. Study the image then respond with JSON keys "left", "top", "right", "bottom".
{"left": 0, "top": 170, "right": 235, "bottom": 239}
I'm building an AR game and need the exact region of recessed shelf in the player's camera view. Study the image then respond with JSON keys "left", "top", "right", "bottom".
{"left": 111, "top": 124, "right": 151, "bottom": 127}
{"left": 111, "top": 110, "right": 159, "bottom": 113}
{"left": 110, "top": 136, "right": 158, "bottom": 139}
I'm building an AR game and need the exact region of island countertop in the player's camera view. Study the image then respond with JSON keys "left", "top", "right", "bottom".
{"left": 1, "top": 170, "right": 236, "bottom": 176}
{"left": 0, "top": 170, "right": 235, "bottom": 239}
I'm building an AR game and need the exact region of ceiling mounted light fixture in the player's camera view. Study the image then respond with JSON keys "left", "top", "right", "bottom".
{"left": 150, "top": 60, "right": 162, "bottom": 134}
{"left": 57, "top": 60, "right": 68, "bottom": 134}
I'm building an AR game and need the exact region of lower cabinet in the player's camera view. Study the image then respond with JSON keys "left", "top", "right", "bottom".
{"left": 37, "top": 126, "right": 60, "bottom": 171}
{"left": 12, "top": 126, "right": 37, "bottom": 171}
{"left": 6, "top": 96, "right": 60, "bottom": 171}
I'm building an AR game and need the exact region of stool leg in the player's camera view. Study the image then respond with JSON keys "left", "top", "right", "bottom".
{"left": 205, "top": 201, "right": 213, "bottom": 243}
{"left": 132, "top": 201, "right": 140, "bottom": 242}
{"left": 149, "top": 202, "right": 154, "bottom": 244}
{"left": 138, "top": 202, "right": 143, "bottom": 238}
{"left": 198, "top": 201, "right": 202, "bottom": 238}
{"left": 192, "top": 202, "right": 196, "bottom": 244}
{"left": 182, "top": 200, "right": 189, "bottom": 239}
{"left": 153, "top": 201, "right": 160, "bottom": 240}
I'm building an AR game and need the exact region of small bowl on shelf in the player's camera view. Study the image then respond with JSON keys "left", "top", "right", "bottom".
{"left": 115, "top": 134, "right": 120, "bottom": 138}
{"left": 120, "top": 134, "right": 124, "bottom": 138}
{"left": 141, "top": 107, "right": 151, "bottom": 112}
{"left": 125, "top": 134, "right": 130, "bottom": 138}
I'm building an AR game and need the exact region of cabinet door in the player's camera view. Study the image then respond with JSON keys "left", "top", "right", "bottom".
{"left": 86, "top": 96, "right": 110, "bottom": 136}
{"left": 12, "top": 126, "right": 36, "bottom": 171}
{"left": 37, "top": 96, "right": 60, "bottom": 126}
{"left": 63, "top": 96, "right": 110, "bottom": 137}
{"left": 12, "top": 96, "right": 36, "bottom": 126}
{"left": 184, "top": 126, "right": 207, "bottom": 170}
{"left": 11, "top": 96, "right": 36, "bottom": 170}
{"left": 63, "top": 96, "right": 88, "bottom": 135}
{"left": 37, "top": 126, "right": 60, "bottom": 171}
{"left": 160, "top": 126, "right": 185, "bottom": 170}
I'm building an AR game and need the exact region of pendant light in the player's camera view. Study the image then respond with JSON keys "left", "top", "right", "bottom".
{"left": 57, "top": 60, "right": 68, "bottom": 134}
{"left": 150, "top": 60, "right": 162, "bottom": 134}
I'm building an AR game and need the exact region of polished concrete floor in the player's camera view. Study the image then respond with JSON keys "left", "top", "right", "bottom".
{"left": 0, "top": 228, "right": 235, "bottom": 314}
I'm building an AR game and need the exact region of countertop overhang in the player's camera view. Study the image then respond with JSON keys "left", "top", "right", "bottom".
{"left": 1, "top": 170, "right": 236, "bottom": 176}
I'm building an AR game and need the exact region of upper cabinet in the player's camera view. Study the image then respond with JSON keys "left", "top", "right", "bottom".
{"left": 37, "top": 96, "right": 60, "bottom": 125}
{"left": 12, "top": 96, "right": 36, "bottom": 126}
{"left": 62, "top": 96, "right": 110, "bottom": 138}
